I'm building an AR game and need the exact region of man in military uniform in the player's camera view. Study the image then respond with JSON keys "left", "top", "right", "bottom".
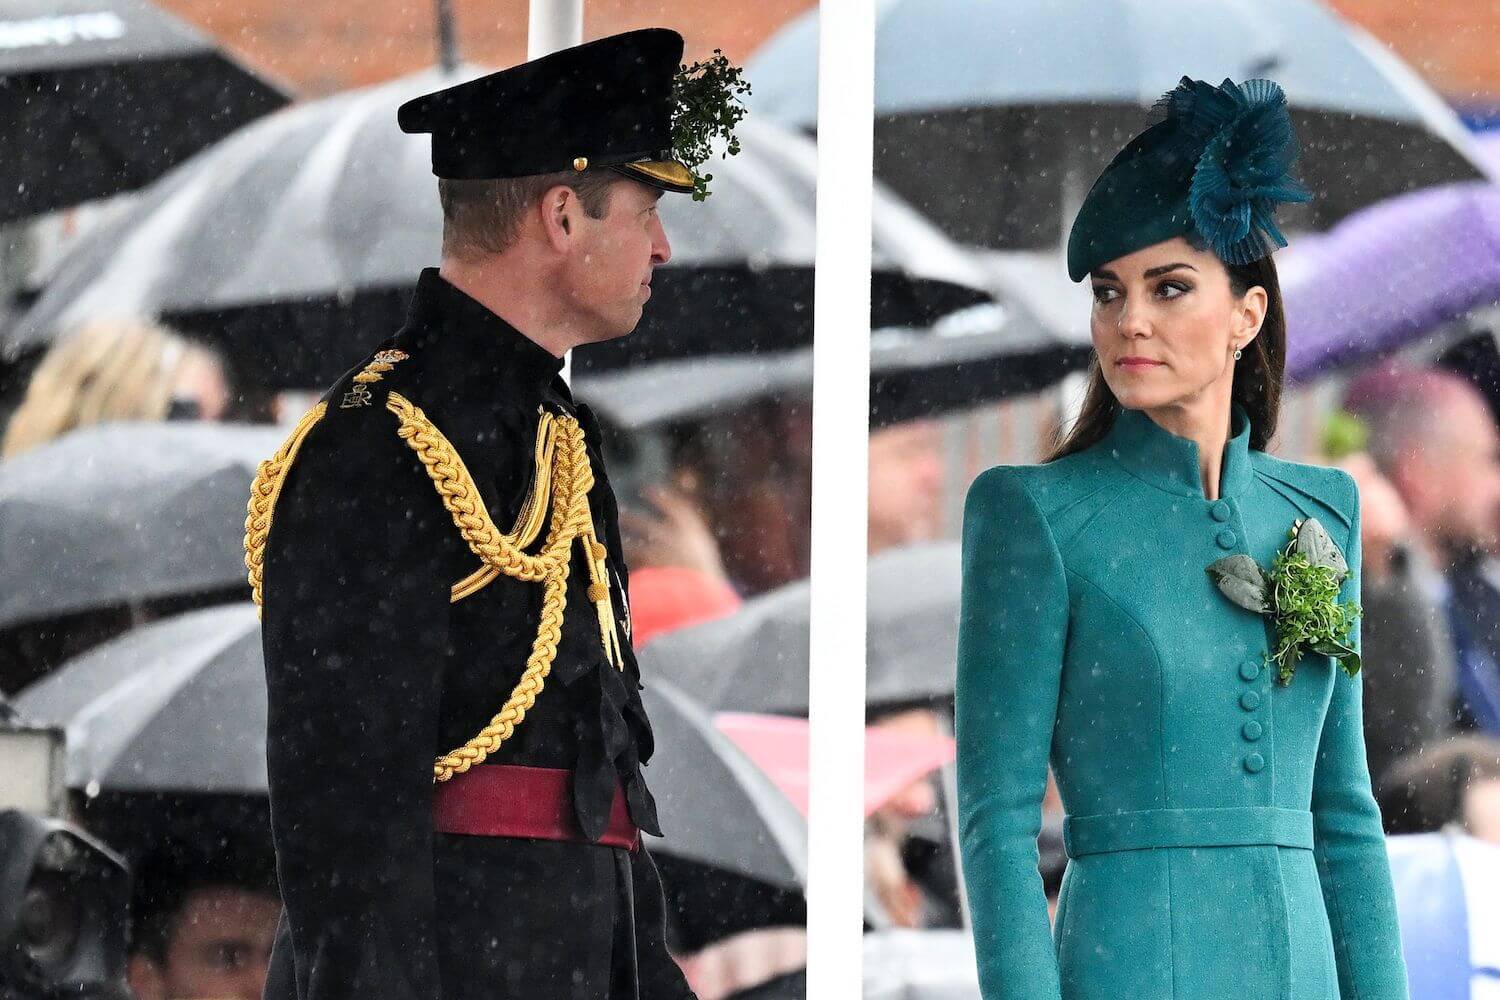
{"left": 244, "top": 28, "right": 729, "bottom": 1000}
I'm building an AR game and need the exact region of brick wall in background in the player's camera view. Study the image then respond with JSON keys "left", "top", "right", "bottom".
{"left": 156, "top": 0, "right": 817, "bottom": 98}
{"left": 1328, "top": 0, "right": 1500, "bottom": 106}
{"left": 156, "top": 1, "right": 1500, "bottom": 105}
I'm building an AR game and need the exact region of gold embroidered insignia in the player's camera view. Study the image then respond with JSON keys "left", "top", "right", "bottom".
{"left": 352, "top": 349, "right": 410, "bottom": 384}
{"left": 340, "top": 383, "right": 373, "bottom": 408}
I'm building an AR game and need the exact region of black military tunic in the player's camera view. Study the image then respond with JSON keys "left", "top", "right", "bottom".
{"left": 259, "top": 268, "right": 694, "bottom": 1000}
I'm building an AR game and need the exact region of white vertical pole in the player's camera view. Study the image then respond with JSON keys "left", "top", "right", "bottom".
{"left": 808, "top": 0, "right": 874, "bottom": 993}
{"left": 528, "top": 0, "right": 584, "bottom": 384}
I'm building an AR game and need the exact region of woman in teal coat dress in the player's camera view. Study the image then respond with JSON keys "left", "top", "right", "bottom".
{"left": 955, "top": 78, "right": 1409, "bottom": 1000}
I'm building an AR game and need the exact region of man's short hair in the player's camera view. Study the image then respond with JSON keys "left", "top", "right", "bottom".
{"left": 130, "top": 837, "right": 279, "bottom": 964}
{"left": 438, "top": 169, "right": 619, "bottom": 258}
{"left": 1343, "top": 364, "right": 1482, "bottom": 477}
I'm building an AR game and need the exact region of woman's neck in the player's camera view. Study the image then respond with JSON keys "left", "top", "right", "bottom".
{"left": 1142, "top": 388, "right": 1234, "bottom": 502}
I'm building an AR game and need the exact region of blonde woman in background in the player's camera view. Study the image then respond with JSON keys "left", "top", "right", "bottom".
{"left": 2, "top": 317, "right": 229, "bottom": 458}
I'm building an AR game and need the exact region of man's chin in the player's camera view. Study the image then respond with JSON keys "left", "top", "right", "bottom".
{"left": 577, "top": 311, "right": 645, "bottom": 346}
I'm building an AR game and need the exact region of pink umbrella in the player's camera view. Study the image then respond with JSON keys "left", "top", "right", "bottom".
{"left": 714, "top": 712, "right": 956, "bottom": 818}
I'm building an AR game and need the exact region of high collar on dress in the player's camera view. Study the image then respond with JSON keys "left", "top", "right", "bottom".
{"left": 1102, "top": 402, "right": 1254, "bottom": 500}
{"left": 403, "top": 267, "right": 566, "bottom": 391}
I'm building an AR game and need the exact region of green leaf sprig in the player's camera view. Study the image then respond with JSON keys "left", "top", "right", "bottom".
{"left": 671, "top": 49, "right": 751, "bottom": 201}
{"left": 1205, "top": 518, "right": 1361, "bottom": 686}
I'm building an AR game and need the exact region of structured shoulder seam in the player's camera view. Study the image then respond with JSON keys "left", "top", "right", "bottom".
{"left": 971, "top": 467, "right": 1071, "bottom": 590}
{"left": 1252, "top": 459, "right": 1355, "bottom": 532}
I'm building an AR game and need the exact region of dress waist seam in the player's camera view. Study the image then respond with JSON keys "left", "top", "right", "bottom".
{"left": 1063, "top": 806, "right": 1314, "bottom": 857}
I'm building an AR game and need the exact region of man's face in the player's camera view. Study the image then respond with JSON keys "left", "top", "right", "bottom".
{"left": 1403, "top": 389, "right": 1500, "bottom": 558}
{"left": 127, "top": 886, "right": 280, "bottom": 1000}
{"left": 867, "top": 419, "right": 945, "bottom": 554}
{"left": 562, "top": 178, "right": 672, "bottom": 343}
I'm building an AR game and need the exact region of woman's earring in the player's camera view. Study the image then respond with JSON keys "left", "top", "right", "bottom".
{"left": 1233, "top": 347, "right": 1243, "bottom": 361}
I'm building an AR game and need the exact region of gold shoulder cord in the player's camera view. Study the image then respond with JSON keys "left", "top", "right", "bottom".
{"left": 242, "top": 382, "right": 627, "bottom": 785}
{"left": 386, "top": 391, "right": 624, "bottom": 781}
{"left": 244, "top": 402, "right": 329, "bottom": 615}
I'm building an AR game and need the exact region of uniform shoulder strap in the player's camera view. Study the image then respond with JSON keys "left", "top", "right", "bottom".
{"left": 243, "top": 348, "right": 416, "bottom": 615}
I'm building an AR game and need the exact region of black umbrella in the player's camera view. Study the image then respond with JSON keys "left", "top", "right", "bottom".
{"left": 0, "top": 0, "right": 287, "bottom": 223}
{"left": 0, "top": 421, "right": 279, "bottom": 629}
{"left": 577, "top": 299, "right": 1087, "bottom": 431}
{"left": 14, "top": 603, "right": 807, "bottom": 890}
{"left": 5, "top": 69, "right": 991, "bottom": 386}
{"left": 640, "top": 542, "right": 960, "bottom": 716}
{"left": 748, "top": 0, "right": 1491, "bottom": 252}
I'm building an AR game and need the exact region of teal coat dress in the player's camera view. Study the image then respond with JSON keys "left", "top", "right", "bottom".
{"left": 955, "top": 404, "right": 1409, "bottom": 1000}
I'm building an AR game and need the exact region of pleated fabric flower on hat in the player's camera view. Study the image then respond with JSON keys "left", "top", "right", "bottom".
{"left": 1152, "top": 76, "right": 1313, "bottom": 266}
{"left": 1066, "top": 73, "right": 1314, "bottom": 282}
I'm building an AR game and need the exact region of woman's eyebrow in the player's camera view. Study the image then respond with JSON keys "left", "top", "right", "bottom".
{"left": 1143, "top": 262, "right": 1197, "bottom": 278}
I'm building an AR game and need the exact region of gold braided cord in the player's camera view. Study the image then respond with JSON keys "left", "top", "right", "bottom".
{"left": 384, "top": 391, "right": 618, "bottom": 782}
{"left": 447, "top": 408, "right": 558, "bottom": 602}
{"left": 387, "top": 392, "right": 580, "bottom": 584}
{"left": 244, "top": 402, "right": 328, "bottom": 618}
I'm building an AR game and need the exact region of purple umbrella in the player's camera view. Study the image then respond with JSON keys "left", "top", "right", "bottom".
{"left": 1283, "top": 181, "right": 1500, "bottom": 383}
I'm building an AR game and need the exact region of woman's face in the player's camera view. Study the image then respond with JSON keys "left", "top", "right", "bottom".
{"left": 1088, "top": 236, "right": 1266, "bottom": 414}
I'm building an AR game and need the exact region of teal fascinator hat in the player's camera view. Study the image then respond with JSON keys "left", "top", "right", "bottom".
{"left": 1065, "top": 76, "right": 1312, "bottom": 282}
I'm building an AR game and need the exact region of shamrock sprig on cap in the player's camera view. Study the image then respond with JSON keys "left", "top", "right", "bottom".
{"left": 672, "top": 50, "right": 751, "bottom": 201}
{"left": 1206, "top": 517, "right": 1361, "bottom": 686}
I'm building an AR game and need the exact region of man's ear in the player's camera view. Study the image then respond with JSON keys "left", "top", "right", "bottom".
{"left": 539, "top": 184, "right": 577, "bottom": 254}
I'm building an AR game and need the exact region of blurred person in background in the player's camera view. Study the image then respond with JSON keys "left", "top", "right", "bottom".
{"left": 1322, "top": 407, "right": 1458, "bottom": 785}
{"left": 1345, "top": 365, "right": 1500, "bottom": 735}
{"left": 864, "top": 704, "right": 955, "bottom": 930}
{"left": 622, "top": 403, "right": 942, "bottom": 630}
{"left": 1376, "top": 735, "right": 1500, "bottom": 842}
{"left": 618, "top": 397, "right": 811, "bottom": 647}
{"left": 1, "top": 317, "right": 229, "bottom": 458}
{"left": 868, "top": 417, "right": 946, "bottom": 554}
{"left": 126, "top": 838, "right": 281, "bottom": 1000}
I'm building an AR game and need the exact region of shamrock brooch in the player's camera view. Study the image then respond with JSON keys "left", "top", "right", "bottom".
{"left": 1205, "top": 517, "right": 1361, "bottom": 686}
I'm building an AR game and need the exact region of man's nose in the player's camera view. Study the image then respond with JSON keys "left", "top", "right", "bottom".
{"left": 652, "top": 216, "right": 672, "bottom": 265}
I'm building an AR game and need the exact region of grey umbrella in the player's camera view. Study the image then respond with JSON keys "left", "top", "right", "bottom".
{"left": 5, "top": 69, "right": 992, "bottom": 386}
{"left": 747, "top": 0, "right": 1490, "bottom": 250}
{"left": 641, "top": 542, "right": 959, "bottom": 715}
{"left": 0, "top": 0, "right": 287, "bottom": 223}
{"left": 14, "top": 603, "right": 806, "bottom": 889}
{"left": 0, "top": 421, "right": 281, "bottom": 628}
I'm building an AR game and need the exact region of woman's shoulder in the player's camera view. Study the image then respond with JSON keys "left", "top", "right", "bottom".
{"left": 964, "top": 449, "right": 1118, "bottom": 528}
{"left": 1249, "top": 450, "right": 1359, "bottom": 532}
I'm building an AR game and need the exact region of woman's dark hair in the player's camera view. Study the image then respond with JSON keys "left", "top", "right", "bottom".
{"left": 1045, "top": 249, "right": 1286, "bottom": 462}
